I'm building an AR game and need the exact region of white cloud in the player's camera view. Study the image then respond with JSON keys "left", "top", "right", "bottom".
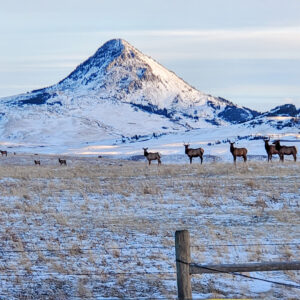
{"left": 62, "top": 27, "right": 300, "bottom": 60}
{"left": 129, "top": 27, "right": 300, "bottom": 39}
{"left": 211, "top": 84, "right": 300, "bottom": 97}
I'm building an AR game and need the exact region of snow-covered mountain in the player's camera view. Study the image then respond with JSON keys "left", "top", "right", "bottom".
{"left": 0, "top": 39, "right": 298, "bottom": 153}
{"left": 245, "top": 104, "right": 300, "bottom": 130}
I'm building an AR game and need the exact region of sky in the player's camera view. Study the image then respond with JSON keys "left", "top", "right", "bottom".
{"left": 0, "top": 0, "right": 300, "bottom": 112}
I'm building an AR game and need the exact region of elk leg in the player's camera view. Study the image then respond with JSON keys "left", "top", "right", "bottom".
{"left": 190, "top": 157, "right": 192, "bottom": 164}
{"left": 200, "top": 156, "right": 203, "bottom": 164}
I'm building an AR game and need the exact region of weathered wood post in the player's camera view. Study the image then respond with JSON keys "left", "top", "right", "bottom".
{"left": 175, "top": 230, "right": 192, "bottom": 299}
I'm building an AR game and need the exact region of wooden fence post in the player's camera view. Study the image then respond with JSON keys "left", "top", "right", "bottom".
{"left": 175, "top": 230, "right": 192, "bottom": 300}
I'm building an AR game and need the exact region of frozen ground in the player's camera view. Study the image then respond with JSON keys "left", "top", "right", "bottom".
{"left": 0, "top": 154, "right": 299, "bottom": 299}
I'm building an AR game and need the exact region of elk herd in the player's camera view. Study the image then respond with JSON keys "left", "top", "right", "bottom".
{"left": 33, "top": 158, "right": 67, "bottom": 166}
{"left": 0, "top": 152, "right": 68, "bottom": 166}
{"left": 143, "top": 139, "right": 297, "bottom": 165}
{"left": 0, "top": 138, "right": 297, "bottom": 166}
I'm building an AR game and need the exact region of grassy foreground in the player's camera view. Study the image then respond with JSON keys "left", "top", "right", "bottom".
{"left": 0, "top": 155, "right": 299, "bottom": 299}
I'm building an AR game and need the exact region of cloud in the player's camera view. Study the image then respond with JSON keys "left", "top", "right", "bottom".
{"left": 139, "top": 27, "right": 300, "bottom": 60}
{"left": 129, "top": 27, "right": 300, "bottom": 40}
{"left": 0, "top": 55, "right": 85, "bottom": 72}
{"left": 62, "top": 27, "right": 300, "bottom": 60}
{"left": 69, "top": 26, "right": 300, "bottom": 42}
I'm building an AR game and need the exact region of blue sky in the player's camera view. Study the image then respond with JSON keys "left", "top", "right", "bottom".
{"left": 0, "top": 0, "right": 300, "bottom": 111}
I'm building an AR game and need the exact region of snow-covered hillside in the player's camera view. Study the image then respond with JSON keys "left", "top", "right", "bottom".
{"left": 0, "top": 39, "right": 298, "bottom": 154}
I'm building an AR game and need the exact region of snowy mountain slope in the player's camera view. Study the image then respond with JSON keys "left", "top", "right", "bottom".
{"left": 264, "top": 104, "right": 299, "bottom": 117}
{"left": 49, "top": 38, "right": 259, "bottom": 125}
{"left": 245, "top": 104, "right": 300, "bottom": 130}
{"left": 0, "top": 39, "right": 298, "bottom": 153}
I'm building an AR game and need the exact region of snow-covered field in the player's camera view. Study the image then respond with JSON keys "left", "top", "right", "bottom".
{"left": 0, "top": 154, "right": 299, "bottom": 299}
{"left": 0, "top": 120, "right": 299, "bottom": 162}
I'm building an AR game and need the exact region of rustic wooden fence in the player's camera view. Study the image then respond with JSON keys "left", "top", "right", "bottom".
{"left": 175, "top": 230, "right": 300, "bottom": 299}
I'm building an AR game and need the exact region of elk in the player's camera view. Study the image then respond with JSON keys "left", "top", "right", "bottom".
{"left": 272, "top": 140, "right": 297, "bottom": 162}
{"left": 183, "top": 144, "right": 204, "bottom": 164}
{"left": 58, "top": 158, "right": 67, "bottom": 166}
{"left": 34, "top": 160, "right": 41, "bottom": 165}
{"left": 143, "top": 148, "right": 161, "bottom": 165}
{"left": 264, "top": 138, "right": 279, "bottom": 162}
{"left": 229, "top": 142, "right": 247, "bottom": 164}
{"left": 0, "top": 150, "right": 7, "bottom": 157}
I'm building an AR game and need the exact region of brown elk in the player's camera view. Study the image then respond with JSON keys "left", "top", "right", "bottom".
{"left": 229, "top": 142, "right": 247, "bottom": 164}
{"left": 58, "top": 158, "right": 67, "bottom": 166}
{"left": 264, "top": 138, "right": 279, "bottom": 162}
{"left": 0, "top": 150, "right": 7, "bottom": 157}
{"left": 143, "top": 148, "right": 161, "bottom": 165}
{"left": 183, "top": 143, "right": 204, "bottom": 164}
{"left": 34, "top": 160, "right": 41, "bottom": 165}
{"left": 272, "top": 140, "right": 297, "bottom": 162}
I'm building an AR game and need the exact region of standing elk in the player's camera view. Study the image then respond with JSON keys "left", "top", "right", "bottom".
{"left": 272, "top": 140, "right": 297, "bottom": 162}
{"left": 229, "top": 142, "right": 247, "bottom": 164}
{"left": 143, "top": 148, "right": 161, "bottom": 165}
{"left": 34, "top": 160, "right": 41, "bottom": 165}
{"left": 58, "top": 158, "right": 67, "bottom": 166}
{"left": 264, "top": 138, "right": 279, "bottom": 162}
{"left": 0, "top": 150, "right": 7, "bottom": 157}
{"left": 183, "top": 143, "right": 204, "bottom": 164}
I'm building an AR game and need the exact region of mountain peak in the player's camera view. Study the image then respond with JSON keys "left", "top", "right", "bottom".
{"left": 94, "top": 38, "right": 130, "bottom": 56}
{"left": 1, "top": 38, "right": 262, "bottom": 130}
{"left": 58, "top": 38, "right": 132, "bottom": 87}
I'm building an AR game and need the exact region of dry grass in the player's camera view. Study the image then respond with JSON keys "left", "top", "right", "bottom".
{"left": 0, "top": 154, "right": 299, "bottom": 298}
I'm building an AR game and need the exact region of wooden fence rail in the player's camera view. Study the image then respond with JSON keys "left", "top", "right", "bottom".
{"left": 175, "top": 230, "right": 300, "bottom": 299}
{"left": 190, "top": 261, "right": 300, "bottom": 274}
